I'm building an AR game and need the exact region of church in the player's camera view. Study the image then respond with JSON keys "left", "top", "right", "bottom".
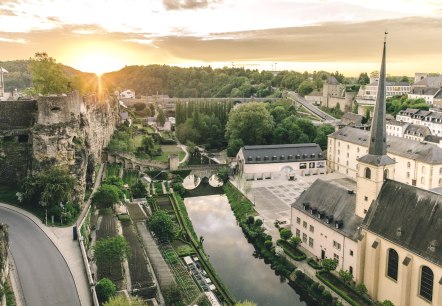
{"left": 291, "top": 36, "right": 442, "bottom": 305}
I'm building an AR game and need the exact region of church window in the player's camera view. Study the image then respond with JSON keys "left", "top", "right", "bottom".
{"left": 387, "top": 249, "right": 399, "bottom": 281}
{"left": 439, "top": 167, "right": 442, "bottom": 175}
{"left": 365, "top": 168, "right": 371, "bottom": 179}
{"left": 407, "top": 162, "right": 411, "bottom": 168}
{"left": 419, "top": 266, "right": 434, "bottom": 302}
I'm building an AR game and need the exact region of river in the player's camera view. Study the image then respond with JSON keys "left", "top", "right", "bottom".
{"left": 184, "top": 194, "right": 306, "bottom": 306}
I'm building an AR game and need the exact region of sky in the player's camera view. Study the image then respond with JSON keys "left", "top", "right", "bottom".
{"left": 0, "top": 0, "right": 442, "bottom": 75}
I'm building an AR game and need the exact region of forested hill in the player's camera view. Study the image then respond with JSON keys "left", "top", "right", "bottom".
{"left": 101, "top": 65, "right": 339, "bottom": 98}
{"left": 0, "top": 59, "right": 96, "bottom": 93}
{"left": 0, "top": 60, "right": 32, "bottom": 91}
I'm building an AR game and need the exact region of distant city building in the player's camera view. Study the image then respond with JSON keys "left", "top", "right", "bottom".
{"left": 0, "top": 67, "right": 8, "bottom": 100}
{"left": 408, "top": 87, "right": 441, "bottom": 105}
{"left": 305, "top": 76, "right": 356, "bottom": 112}
{"left": 396, "top": 108, "right": 442, "bottom": 137}
{"left": 386, "top": 120, "right": 431, "bottom": 142}
{"left": 120, "top": 112, "right": 132, "bottom": 126}
{"left": 235, "top": 144, "right": 326, "bottom": 180}
{"left": 119, "top": 89, "right": 135, "bottom": 99}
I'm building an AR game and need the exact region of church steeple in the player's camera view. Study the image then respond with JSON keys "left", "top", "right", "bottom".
{"left": 355, "top": 33, "right": 395, "bottom": 218}
{"left": 369, "top": 33, "right": 388, "bottom": 156}
{"left": 358, "top": 33, "right": 395, "bottom": 166}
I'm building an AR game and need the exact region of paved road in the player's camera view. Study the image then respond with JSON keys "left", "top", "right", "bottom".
{"left": 286, "top": 91, "right": 339, "bottom": 124}
{"left": 0, "top": 207, "right": 80, "bottom": 306}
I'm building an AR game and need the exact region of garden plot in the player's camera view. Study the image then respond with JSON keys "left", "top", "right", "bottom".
{"left": 96, "top": 212, "right": 117, "bottom": 241}
{"left": 156, "top": 196, "right": 174, "bottom": 211}
{"left": 123, "top": 170, "right": 139, "bottom": 187}
{"left": 126, "top": 203, "right": 147, "bottom": 221}
{"left": 159, "top": 242, "right": 203, "bottom": 305}
{"left": 121, "top": 221, "right": 157, "bottom": 298}
{"left": 106, "top": 163, "right": 122, "bottom": 178}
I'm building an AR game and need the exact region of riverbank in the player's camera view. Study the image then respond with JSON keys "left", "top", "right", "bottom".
{"left": 224, "top": 182, "right": 349, "bottom": 306}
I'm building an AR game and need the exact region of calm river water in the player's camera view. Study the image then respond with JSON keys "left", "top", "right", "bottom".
{"left": 184, "top": 194, "right": 306, "bottom": 306}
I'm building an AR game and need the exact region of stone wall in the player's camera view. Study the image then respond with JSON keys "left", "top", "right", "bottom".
{"left": 0, "top": 91, "right": 119, "bottom": 201}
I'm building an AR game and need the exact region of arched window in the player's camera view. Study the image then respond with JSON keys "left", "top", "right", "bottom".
{"left": 407, "top": 162, "right": 411, "bottom": 168}
{"left": 422, "top": 166, "right": 426, "bottom": 174}
{"left": 439, "top": 167, "right": 442, "bottom": 175}
{"left": 421, "top": 177, "right": 425, "bottom": 184}
{"left": 420, "top": 266, "right": 434, "bottom": 302}
{"left": 387, "top": 249, "right": 399, "bottom": 281}
{"left": 365, "top": 168, "right": 371, "bottom": 179}
{"left": 384, "top": 169, "right": 389, "bottom": 180}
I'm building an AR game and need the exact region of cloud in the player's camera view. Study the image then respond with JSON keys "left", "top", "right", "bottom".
{"left": 0, "top": 9, "right": 16, "bottom": 16}
{"left": 0, "top": 36, "right": 27, "bottom": 44}
{"left": 162, "top": 0, "right": 221, "bottom": 10}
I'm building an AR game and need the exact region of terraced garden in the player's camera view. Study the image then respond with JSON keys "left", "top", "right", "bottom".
{"left": 123, "top": 170, "right": 139, "bottom": 187}
{"left": 106, "top": 163, "right": 122, "bottom": 178}
{"left": 126, "top": 203, "right": 147, "bottom": 221}
{"left": 121, "top": 221, "right": 157, "bottom": 298}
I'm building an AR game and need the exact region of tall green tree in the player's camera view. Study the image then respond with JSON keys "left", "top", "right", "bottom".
{"left": 147, "top": 210, "right": 178, "bottom": 241}
{"left": 28, "top": 52, "right": 69, "bottom": 94}
{"left": 22, "top": 166, "right": 76, "bottom": 209}
{"left": 92, "top": 184, "right": 121, "bottom": 208}
{"left": 94, "top": 236, "right": 131, "bottom": 272}
{"left": 225, "top": 102, "right": 274, "bottom": 156}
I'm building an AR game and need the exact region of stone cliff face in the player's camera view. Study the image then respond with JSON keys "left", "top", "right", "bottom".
{"left": 0, "top": 91, "right": 119, "bottom": 202}
{"left": 0, "top": 223, "right": 9, "bottom": 306}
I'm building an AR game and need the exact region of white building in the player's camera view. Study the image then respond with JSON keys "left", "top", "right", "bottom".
{"left": 119, "top": 89, "right": 135, "bottom": 99}
{"left": 236, "top": 144, "right": 326, "bottom": 180}
{"left": 408, "top": 87, "right": 441, "bottom": 105}
{"left": 291, "top": 179, "right": 361, "bottom": 277}
{"left": 396, "top": 108, "right": 442, "bottom": 137}
{"left": 357, "top": 81, "right": 410, "bottom": 102}
{"left": 327, "top": 126, "right": 442, "bottom": 190}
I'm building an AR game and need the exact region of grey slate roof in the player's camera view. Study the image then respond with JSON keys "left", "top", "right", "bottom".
{"left": 326, "top": 76, "right": 340, "bottom": 85}
{"left": 330, "top": 126, "right": 442, "bottom": 164}
{"left": 240, "top": 143, "right": 324, "bottom": 164}
{"left": 342, "top": 112, "right": 363, "bottom": 125}
{"left": 404, "top": 124, "right": 431, "bottom": 137}
{"left": 410, "top": 87, "right": 441, "bottom": 96}
{"left": 424, "top": 135, "right": 442, "bottom": 144}
{"left": 368, "top": 81, "right": 409, "bottom": 86}
{"left": 363, "top": 180, "right": 442, "bottom": 266}
{"left": 292, "top": 179, "right": 363, "bottom": 240}
{"left": 414, "top": 75, "right": 442, "bottom": 87}
{"left": 386, "top": 119, "right": 408, "bottom": 127}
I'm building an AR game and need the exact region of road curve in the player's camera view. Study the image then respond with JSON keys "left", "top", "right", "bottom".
{"left": 0, "top": 207, "right": 80, "bottom": 306}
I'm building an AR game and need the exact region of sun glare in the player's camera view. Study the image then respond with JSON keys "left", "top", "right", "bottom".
{"left": 63, "top": 44, "right": 127, "bottom": 74}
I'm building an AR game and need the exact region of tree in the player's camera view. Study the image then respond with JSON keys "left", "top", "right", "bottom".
{"left": 157, "top": 107, "right": 166, "bottom": 127}
{"left": 297, "top": 80, "right": 314, "bottom": 96}
{"left": 94, "top": 236, "right": 131, "bottom": 273}
{"left": 22, "top": 166, "right": 76, "bottom": 210}
{"left": 225, "top": 102, "right": 274, "bottom": 155}
{"left": 355, "top": 282, "right": 368, "bottom": 296}
{"left": 92, "top": 184, "right": 121, "bottom": 208}
{"left": 28, "top": 52, "right": 69, "bottom": 94}
{"left": 131, "top": 180, "right": 148, "bottom": 199}
{"left": 357, "top": 72, "right": 370, "bottom": 85}
{"left": 289, "top": 236, "right": 301, "bottom": 248}
{"left": 338, "top": 269, "right": 353, "bottom": 283}
{"left": 147, "top": 210, "right": 178, "bottom": 241}
{"left": 321, "top": 258, "right": 338, "bottom": 272}
{"left": 216, "top": 167, "right": 230, "bottom": 183}
{"left": 96, "top": 278, "right": 116, "bottom": 303}
{"left": 163, "top": 284, "right": 184, "bottom": 306}
{"left": 279, "top": 228, "right": 293, "bottom": 241}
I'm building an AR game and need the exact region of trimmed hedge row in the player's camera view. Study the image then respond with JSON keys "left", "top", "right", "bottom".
{"left": 277, "top": 240, "right": 307, "bottom": 261}
{"left": 307, "top": 257, "right": 322, "bottom": 270}
{"left": 316, "top": 271, "right": 373, "bottom": 306}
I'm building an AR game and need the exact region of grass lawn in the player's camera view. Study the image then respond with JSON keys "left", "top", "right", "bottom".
{"left": 153, "top": 145, "right": 185, "bottom": 162}
{"left": 133, "top": 134, "right": 144, "bottom": 148}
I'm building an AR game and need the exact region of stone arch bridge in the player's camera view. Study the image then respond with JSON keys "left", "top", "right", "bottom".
{"left": 178, "top": 163, "right": 226, "bottom": 179}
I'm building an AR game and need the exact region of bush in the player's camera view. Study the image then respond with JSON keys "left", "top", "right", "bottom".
{"left": 289, "top": 236, "right": 301, "bottom": 248}
{"left": 280, "top": 228, "right": 293, "bottom": 241}
{"left": 264, "top": 240, "right": 273, "bottom": 250}
{"left": 339, "top": 269, "right": 353, "bottom": 284}
{"left": 147, "top": 210, "right": 178, "bottom": 241}
{"left": 92, "top": 184, "right": 121, "bottom": 208}
{"left": 247, "top": 216, "right": 255, "bottom": 224}
{"left": 322, "top": 258, "right": 338, "bottom": 272}
{"left": 355, "top": 282, "right": 367, "bottom": 296}
{"left": 307, "top": 258, "right": 322, "bottom": 270}
{"left": 254, "top": 219, "right": 263, "bottom": 227}
{"left": 381, "top": 300, "right": 395, "bottom": 306}
{"left": 96, "top": 278, "right": 116, "bottom": 303}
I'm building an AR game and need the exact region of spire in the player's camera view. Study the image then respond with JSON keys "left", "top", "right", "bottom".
{"left": 368, "top": 32, "right": 388, "bottom": 156}
{"left": 357, "top": 33, "right": 395, "bottom": 166}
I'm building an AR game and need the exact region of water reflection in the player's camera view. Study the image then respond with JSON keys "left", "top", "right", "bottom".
{"left": 184, "top": 195, "right": 306, "bottom": 306}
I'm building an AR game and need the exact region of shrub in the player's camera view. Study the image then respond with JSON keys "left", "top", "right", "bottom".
{"left": 147, "top": 210, "right": 178, "bottom": 241}
{"left": 322, "top": 258, "right": 338, "bottom": 272}
{"left": 264, "top": 240, "right": 273, "bottom": 250}
{"left": 247, "top": 215, "right": 255, "bottom": 224}
{"left": 339, "top": 269, "right": 354, "bottom": 284}
{"left": 355, "top": 282, "right": 367, "bottom": 296}
{"left": 280, "top": 228, "right": 293, "bottom": 241}
{"left": 254, "top": 219, "right": 263, "bottom": 227}
{"left": 289, "top": 236, "right": 301, "bottom": 248}
{"left": 381, "top": 300, "right": 395, "bottom": 306}
{"left": 96, "top": 278, "right": 116, "bottom": 303}
{"left": 322, "top": 290, "right": 333, "bottom": 304}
